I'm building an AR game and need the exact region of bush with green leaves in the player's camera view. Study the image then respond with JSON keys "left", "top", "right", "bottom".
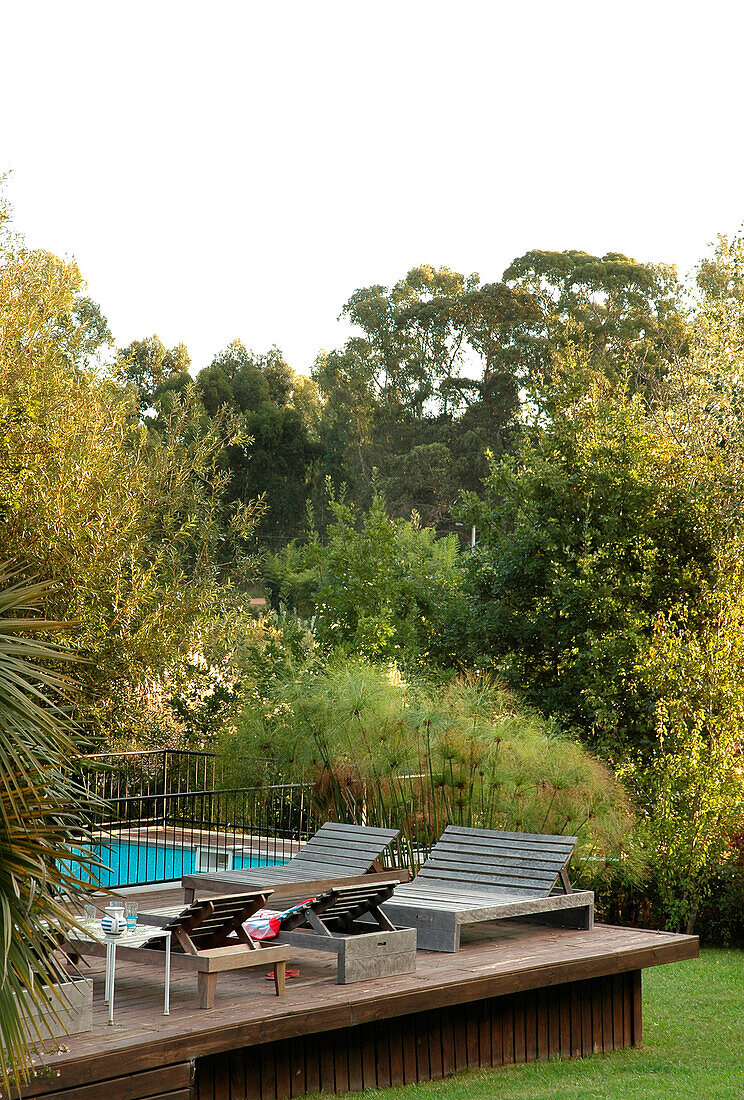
{"left": 264, "top": 490, "right": 463, "bottom": 663}
{"left": 454, "top": 378, "right": 721, "bottom": 754}
{"left": 617, "top": 592, "right": 744, "bottom": 934}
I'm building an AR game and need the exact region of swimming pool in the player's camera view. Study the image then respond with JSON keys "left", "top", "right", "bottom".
{"left": 66, "top": 838, "right": 286, "bottom": 889}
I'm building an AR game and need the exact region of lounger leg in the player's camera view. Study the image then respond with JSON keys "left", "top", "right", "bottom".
{"left": 198, "top": 972, "right": 218, "bottom": 1009}
{"left": 184, "top": 887, "right": 195, "bottom": 904}
{"left": 274, "top": 960, "right": 286, "bottom": 996}
{"left": 415, "top": 921, "right": 460, "bottom": 952}
{"left": 528, "top": 904, "right": 594, "bottom": 930}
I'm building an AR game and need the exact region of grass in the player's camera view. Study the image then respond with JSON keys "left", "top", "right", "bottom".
{"left": 323, "top": 950, "right": 744, "bottom": 1100}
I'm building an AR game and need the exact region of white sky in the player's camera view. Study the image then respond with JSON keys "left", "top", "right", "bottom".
{"left": 3, "top": 1, "right": 744, "bottom": 376}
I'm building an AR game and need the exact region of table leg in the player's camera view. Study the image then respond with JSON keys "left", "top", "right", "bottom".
{"left": 104, "top": 941, "right": 111, "bottom": 1004}
{"left": 164, "top": 934, "right": 171, "bottom": 1015}
{"left": 108, "top": 943, "right": 116, "bottom": 1025}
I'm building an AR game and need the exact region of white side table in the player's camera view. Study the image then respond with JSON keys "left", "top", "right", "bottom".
{"left": 69, "top": 926, "right": 171, "bottom": 1025}
{"left": 104, "top": 927, "right": 171, "bottom": 1025}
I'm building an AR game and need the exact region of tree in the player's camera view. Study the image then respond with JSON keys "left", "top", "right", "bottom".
{"left": 0, "top": 202, "right": 262, "bottom": 740}
{"left": 314, "top": 267, "right": 531, "bottom": 523}
{"left": 503, "top": 249, "right": 689, "bottom": 398}
{"left": 456, "top": 377, "right": 720, "bottom": 752}
{"left": 339, "top": 266, "right": 479, "bottom": 420}
{"left": 115, "top": 335, "right": 191, "bottom": 416}
{"left": 196, "top": 342, "right": 321, "bottom": 539}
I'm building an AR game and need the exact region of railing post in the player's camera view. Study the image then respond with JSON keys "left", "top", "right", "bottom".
{"left": 162, "top": 748, "right": 168, "bottom": 831}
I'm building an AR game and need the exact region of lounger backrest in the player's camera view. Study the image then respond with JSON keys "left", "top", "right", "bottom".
{"left": 288, "top": 822, "right": 400, "bottom": 876}
{"left": 281, "top": 879, "right": 400, "bottom": 932}
{"left": 416, "top": 826, "right": 578, "bottom": 897}
{"left": 157, "top": 891, "right": 270, "bottom": 951}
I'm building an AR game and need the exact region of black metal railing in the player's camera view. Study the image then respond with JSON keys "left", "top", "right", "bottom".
{"left": 76, "top": 750, "right": 317, "bottom": 889}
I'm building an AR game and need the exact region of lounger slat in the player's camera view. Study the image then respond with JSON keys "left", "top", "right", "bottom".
{"left": 291, "top": 851, "right": 379, "bottom": 869}
{"left": 436, "top": 830, "right": 575, "bottom": 850}
{"left": 417, "top": 874, "right": 556, "bottom": 895}
{"left": 418, "top": 865, "right": 558, "bottom": 888}
{"left": 424, "top": 840, "right": 575, "bottom": 867}
{"left": 444, "top": 825, "right": 578, "bottom": 846}
{"left": 299, "top": 824, "right": 397, "bottom": 848}
{"left": 306, "top": 823, "right": 399, "bottom": 839}
{"left": 419, "top": 861, "right": 558, "bottom": 888}
{"left": 427, "top": 840, "right": 574, "bottom": 866}
{"left": 413, "top": 875, "right": 549, "bottom": 897}
{"left": 289, "top": 857, "right": 374, "bottom": 872}
{"left": 421, "top": 852, "right": 562, "bottom": 876}
{"left": 298, "top": 832, "right": 397, "bottom": 850}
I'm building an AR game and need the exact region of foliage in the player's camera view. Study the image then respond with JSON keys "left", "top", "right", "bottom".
{"left": 311, "top": 253, "right": 688, "bottom": 527}
{"left": 264, "top": 490, "right": 463, "bottom": 662}
{"left": 196, "top": 341, "right": 322, "bottom": 539}
{"left": 312, "top": 265, "right": 529, "bottom": 524}
{"left": 503, "top": 248, "right": 689, "bottom": 397}
{"left": 115, "top": 334, "right": 191, "bottom": 415}
{"left": 455, "top": 378, "right": 720, "bottom": 751}
{"left": 618, "top": 596, "right": 744, "bottom": 934}
{"left": 0, "top": 208, "right": 262, "bottom": 740}
{"left": 262, "top": 540, "right": 321, "bottom": 619}
{"left": 0, "top": 570, "right": 97, "bottom": 1093}
{"left": 220, "top": 660, "right": 636, "bottom": 874}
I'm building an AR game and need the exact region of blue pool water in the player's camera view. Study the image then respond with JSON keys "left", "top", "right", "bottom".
{"left": 66, "top": 840, "right": 286, "bottom": 889}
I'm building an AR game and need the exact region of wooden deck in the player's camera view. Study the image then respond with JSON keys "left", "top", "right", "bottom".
{"left": 15, "top": 885, "right": 698, "bottom": 1100}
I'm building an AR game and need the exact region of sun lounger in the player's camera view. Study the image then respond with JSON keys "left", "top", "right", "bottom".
{"left": 274, "top": 879, "right": 417, "bottom": 983}
{"left": 382, "top": 826, "right": 594, "bottom": 952}
{"left": 182, "top": 822, "right": 403, "bottom": 904}
{"left": 98, "top": 891, "right": 291, "bottom": 1007}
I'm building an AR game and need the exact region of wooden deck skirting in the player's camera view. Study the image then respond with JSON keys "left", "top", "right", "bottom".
{"left": 13, "top": 913, "right": 697, "bottom": 1100}
{"left": 198, "top": 970, "right": 642, "bottom": 1099}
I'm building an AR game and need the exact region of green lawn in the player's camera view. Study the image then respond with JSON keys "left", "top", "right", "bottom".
{"left": 323, "top": 950, "right": 744, "bottom": 1100}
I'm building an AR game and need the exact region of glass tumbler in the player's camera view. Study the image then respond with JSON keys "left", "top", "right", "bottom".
{"left": 125, "top": 900, "right": 138, "bottom": 932}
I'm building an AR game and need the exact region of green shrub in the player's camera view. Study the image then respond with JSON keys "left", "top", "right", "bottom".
{"left": 618, "top": 598, "right": 744, "bottom": 934}
{"left": 261, "top": 491, "right": 463, "bottom": 664}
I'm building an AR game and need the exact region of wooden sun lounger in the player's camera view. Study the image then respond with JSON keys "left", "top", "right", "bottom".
{"left": 182, "top": 822, "right": 404, "bottom": 904}
{"left": 116, "top": 891, "right": 291, "bottom": 1007}
{"left": 382, "top": 826, "right": 594, "bottom": 952}
{"left": 274, "top": 880, "right": 417, "bottom": 984}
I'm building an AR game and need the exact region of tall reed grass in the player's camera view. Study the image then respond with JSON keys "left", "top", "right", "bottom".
{"left": 220, "top": 660, "right": 637, "bottom": 878}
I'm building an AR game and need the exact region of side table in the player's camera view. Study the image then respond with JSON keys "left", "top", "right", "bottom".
{"left": 67, "top": 926, "right": 171, "bottom": 1025}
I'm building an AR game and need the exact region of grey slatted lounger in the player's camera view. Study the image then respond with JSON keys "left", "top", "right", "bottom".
{"left": 382, "top": 825, "right": 594, "bottom": 952}
{"left": 182, "top": 822, "right": 402, "bottom": 903}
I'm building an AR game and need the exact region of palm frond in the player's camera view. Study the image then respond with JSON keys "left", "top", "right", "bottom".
{"left": 0, "top": 566, "right": 99, "bottom": 1093}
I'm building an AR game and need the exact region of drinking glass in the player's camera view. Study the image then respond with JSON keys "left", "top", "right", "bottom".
{"left": 125, "top": 900, "right": 138, "bottom": 932}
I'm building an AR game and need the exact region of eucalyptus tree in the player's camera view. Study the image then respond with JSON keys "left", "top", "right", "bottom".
{"left": 196, "top": 341, "right": 322, "bottom": 538}
{"left": 115, "top": 335, "right": 191, "bottom": 416}
{"left": 503, "top": 249, "right": 690, "bottom": 398}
